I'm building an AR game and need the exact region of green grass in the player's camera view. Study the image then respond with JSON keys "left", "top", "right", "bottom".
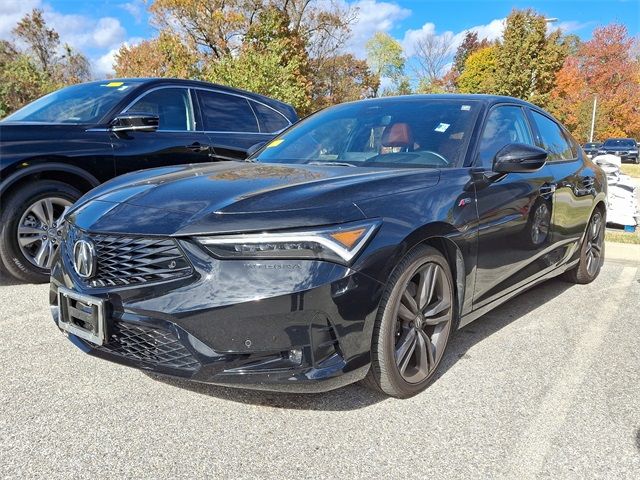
{"left": 605, "top": 229, "right": 640, "bottom": 245}
{"left": 620, "top": 163, "right": 640, "bottom": 178}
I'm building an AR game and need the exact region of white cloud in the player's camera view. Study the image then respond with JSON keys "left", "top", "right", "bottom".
{"left": 552, "top": 20, "right": 594, "bottom": 34}
{"left": 121, "top": 0, "right": 145, "bottom": 24}
{"left": 403, "top": 18, "right": 506, "bottom": 58}
{"left": 345, "top": 0, "right": 412, "bottom": 57}
{"left": 44, "top": 11, "right": 126, "bottom": 50}
{"left": 93, "top": 37, "right": 144, "bottom": 78}
{"left": 0, "top": 0, "right": 42, "bottom": 39}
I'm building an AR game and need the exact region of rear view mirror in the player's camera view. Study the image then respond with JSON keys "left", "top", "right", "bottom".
{"left": 493, "top": 143, "right": 547, "bottom": 173}
{"left": 111, "top": 113, "right": 159, "bottom": 133}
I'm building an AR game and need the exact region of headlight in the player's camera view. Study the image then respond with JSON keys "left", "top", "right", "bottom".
{"left": 597, "top": 150, "right": 606, "bottom": 154}
{"left": 197, "top": 220, "right": 380, "bottom": 264}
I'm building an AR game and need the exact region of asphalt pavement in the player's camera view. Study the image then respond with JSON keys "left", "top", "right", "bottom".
{"left": 1, "top": 257, "right": 639, "bottom": 479}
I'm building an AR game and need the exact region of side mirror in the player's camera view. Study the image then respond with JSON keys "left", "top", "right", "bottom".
{"left": 493, "top": 143, "right": 547, "bottom": 173}
{"left": 246, "top": 141, "right": 266, "bottom": 158}
{"left": 111, "top": 113, "right": 159, "bottom": 133}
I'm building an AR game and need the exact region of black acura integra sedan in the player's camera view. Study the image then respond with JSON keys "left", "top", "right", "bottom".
{"left": 0, "top": 78, "right": 297, "bottom": 283}
{"left": 50, "top": 95, "right": 606, "bottom": 398}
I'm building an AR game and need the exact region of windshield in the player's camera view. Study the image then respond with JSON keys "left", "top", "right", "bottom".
{"left": 2, "top": 81, "right": 142, "bottom": 124}
{"left": 603, "top": 139, "right": 635, "bottom": 148}
{"left": 255, "top": 99, "right": 480, "bottom": 169}
{"left": 584, "top": 143, "right": 599, "bottom": 148}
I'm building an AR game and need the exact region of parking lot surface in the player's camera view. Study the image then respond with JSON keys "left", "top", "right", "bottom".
{"left": 1, "top": 259, "right": 639, "bottom": 479}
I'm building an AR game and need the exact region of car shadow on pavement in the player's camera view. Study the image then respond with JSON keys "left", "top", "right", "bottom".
{"left": 150, "top": 277, "right": 574, "bottom": 411}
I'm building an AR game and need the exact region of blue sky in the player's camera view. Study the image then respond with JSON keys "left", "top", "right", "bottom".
{"left": 1, "top": 0, "right": 638, "bottom": 77}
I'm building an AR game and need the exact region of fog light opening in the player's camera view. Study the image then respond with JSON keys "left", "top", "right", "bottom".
{"left": 288, "top": 348, "right": 303, "bottom": 365}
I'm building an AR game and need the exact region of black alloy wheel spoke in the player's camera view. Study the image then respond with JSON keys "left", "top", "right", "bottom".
{"left": 394, "top": 261, "right": 452, "bottom": 384}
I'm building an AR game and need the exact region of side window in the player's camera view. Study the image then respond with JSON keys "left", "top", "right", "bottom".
{"left": 478, "top": 106, "right": 533, "bottom": 167}
{"left": 126, "top": 88, "right": 194, "bottom": 131}
{"left": 251, "top": 101, "right": 290, "bottom": 133}
{"left": 197, "top": 91, "right": 258, "bottom": 132}
{"left": 530, "top": 110, "right": 574, "bottom": 161}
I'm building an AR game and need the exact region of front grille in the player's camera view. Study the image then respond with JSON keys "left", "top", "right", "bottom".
{"left": 66, "top": 227, "right": 192, "bottom": 287}
{"left": 98, "top": 322, "right": 200, "bottom": 371}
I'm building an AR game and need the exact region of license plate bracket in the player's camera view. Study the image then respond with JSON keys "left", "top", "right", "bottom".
{"left": 57, "top": 286, "right": 107, "bottom": 346}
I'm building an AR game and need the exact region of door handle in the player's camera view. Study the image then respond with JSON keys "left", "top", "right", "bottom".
{"left": 186, "top": 142, "right": 210, "bottom": 153}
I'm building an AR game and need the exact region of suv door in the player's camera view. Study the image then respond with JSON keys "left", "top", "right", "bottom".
{"left": 112, "top": 86, "right": 213, "bottom": 175}
{"left": 472, "top": 105, "right": 558, "bottom": 309}
{"left": 528, "top": 109, "right": 592, "bottom": 260}
{"left": 196, "top": 90, "right": 282, "bottom": 160}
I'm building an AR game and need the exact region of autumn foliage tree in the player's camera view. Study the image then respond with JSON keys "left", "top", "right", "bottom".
{"left": 0, "top": 9, "right": 90, "bottom": 117}
{"left": 550, "top": 24, "right": 640, "bottom": 141}
{"left": 457, "top": 46, "right": 498, "bottom": 94}
{"left": 495, "top": 10, "right": 570, "bottom": 107}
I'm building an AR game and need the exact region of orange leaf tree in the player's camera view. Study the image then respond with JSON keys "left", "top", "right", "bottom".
{"left": 550, "top": 24, "right": 640, "bottom": 142}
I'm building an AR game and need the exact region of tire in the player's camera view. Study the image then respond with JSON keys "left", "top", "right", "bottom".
{"left": 0, "top": 180, "right": 81, "bottom": 283}
{"left": 562, "top": 209, "right": 605, "bottom": 284}
{"left": 364, "top": 245, "right": 455, "bottom": 398}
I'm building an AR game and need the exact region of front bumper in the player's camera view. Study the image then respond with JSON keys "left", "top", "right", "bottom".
{"left": 50, "top": 237, "right": 384, "bottom": 393}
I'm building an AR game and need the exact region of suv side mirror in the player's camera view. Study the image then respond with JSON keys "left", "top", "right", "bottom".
{"left": 111, "top": 113, "right": 159, "bottom": 133}
{"left": 493, "top": 143, "right": 547, "bottom": 173}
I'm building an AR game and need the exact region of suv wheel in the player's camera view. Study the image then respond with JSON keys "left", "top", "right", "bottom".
{"left": 0, "top": 180, "right": 81, "bottom": 283}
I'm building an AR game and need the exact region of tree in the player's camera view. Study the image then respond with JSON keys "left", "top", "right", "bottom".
{"left": 412, "top": 32, "right": 455, "bottom": 90}
{"left": 495, "top": 9, "right": 569, "bottom": 107}
{"left": 1, "top": 8, "right": 90, "bottom": 117}
{"left": 453, "top": 31, "right": 490, "bottom": 76}
{"left": 12, "top": 9, "right": 60, "bottom": 75}
{"left": 205, "top": 6, "right": 313, "bottom": 114}
{"left": 457, "top": 46, "right": 498, "bottom": 94}
{"left": 311, "top": 54, "right": 378, "bottom": 109}
{"left": 550, "top": 24, "right": 640, "bottom": 141}
{"left": 114, "top": 32, "right": 200, "bottom": 79}
{"left": 365, "top": 32, "right": 406, "bottom": 96}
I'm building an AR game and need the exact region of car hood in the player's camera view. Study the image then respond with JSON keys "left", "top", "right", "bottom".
{"left": 69, "top": 161, "right": 440, "bottom": 235}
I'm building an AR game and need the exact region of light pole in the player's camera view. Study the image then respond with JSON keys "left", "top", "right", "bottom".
{"left": 590, "top": 95, "right": 597, "bottom": 143}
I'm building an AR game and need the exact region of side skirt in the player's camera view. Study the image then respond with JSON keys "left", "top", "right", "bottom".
{"left": 458, "top": 258, "right": 579, "bottom": 328}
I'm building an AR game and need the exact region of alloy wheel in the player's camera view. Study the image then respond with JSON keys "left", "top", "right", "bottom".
{"left": 393, "top": 262, "right": 453, "bottom": 384}
{"left": 585, "top": 212, "right": 604, "bottom": 277}
{"left": 17, "top": 197, "right": 71, "bottom": 269}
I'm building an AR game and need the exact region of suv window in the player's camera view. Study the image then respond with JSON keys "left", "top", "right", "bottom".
{"left": 478, "top": 106, "right": 533, "bottom": 167}
{"left": 251, "top": 101, "right": 290, "bottom": 133}
{"left": 197, "top": 91, "right": 258, "bottom": 132}
{"left": 530, "top": 110, "right": 574, "bottom": 161}
{"left": 126, "top": 88, "right": 194, "bottom": 131}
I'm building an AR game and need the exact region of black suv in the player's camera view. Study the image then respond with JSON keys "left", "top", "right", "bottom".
{"left": 0, "top": 78, "right": 297, "bottom": 282}
{"left": 582, "top": 142, "right": 601, "bottom": 158}
{"left": 597, "top": 138, "right": 639, "bottom": 164}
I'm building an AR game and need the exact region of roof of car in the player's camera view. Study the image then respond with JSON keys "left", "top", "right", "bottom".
{"left": 84, "top": 78, "right": 297, "bottom": 119}
{"left": 349, "top": 93, "right": 536, "bottom": 107}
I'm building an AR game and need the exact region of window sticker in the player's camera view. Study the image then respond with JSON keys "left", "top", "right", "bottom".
{"left": 461, "top": 105, "right": 471, "bottom": 111}
{"left": 102, "top": 81, "right": 124, "bottom": 87}
{"left": 434, "top": 123, "right": 450, "bottom": 133}
{"left": 266, "top": 139, "right": 284, "bottom": 148}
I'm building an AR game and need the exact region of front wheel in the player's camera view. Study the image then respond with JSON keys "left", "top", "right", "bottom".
{"left": 364, "top": 245, "right": 455, "bottom": 398}
{"left": 0, "top": 180, "right": 81, "bottom": 283}
{"left": 563, "top": 209, "right": 605, "bottom": 284}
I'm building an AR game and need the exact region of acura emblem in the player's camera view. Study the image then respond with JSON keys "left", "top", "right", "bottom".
{"left": 73, "top": 239, "right": 96, "bottom": 278}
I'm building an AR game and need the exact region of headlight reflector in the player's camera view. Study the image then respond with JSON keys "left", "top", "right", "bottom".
{"left": 197, "top": 220, "right": 380, "bottom": 264}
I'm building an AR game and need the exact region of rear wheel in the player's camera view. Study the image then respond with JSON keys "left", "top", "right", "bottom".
{"left": 563, "top": 209, "right": 605, "bottom": 284}
{"left": 364, "top": 245, "right": 455, "bottom": 398}
{"left": 0, "top": 180, "right": 80, "bottom": 283}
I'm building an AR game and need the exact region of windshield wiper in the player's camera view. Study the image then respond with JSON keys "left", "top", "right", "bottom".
{"left": 307, "top": 161, "right": 357, "bottom": 167}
